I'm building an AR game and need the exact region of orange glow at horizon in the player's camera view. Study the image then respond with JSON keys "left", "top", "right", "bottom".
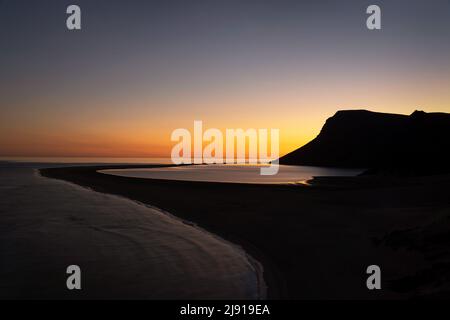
{"left": 2, "top": 66, "right": 450, "bottom": 159}
{"left": 3, "top": 0, "right": 450, "bottom": 160}
{"left": 2, "top": 101, "right": 450, "bottom": 159}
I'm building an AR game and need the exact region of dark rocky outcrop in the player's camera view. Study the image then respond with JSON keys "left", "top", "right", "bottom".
{"left": 279, "top": 110, "right": 450, "bottom": 175}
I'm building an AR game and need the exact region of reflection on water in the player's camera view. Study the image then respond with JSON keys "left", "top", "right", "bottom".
{"left": 100, "top": 164, "right": 364, "bottom": 184}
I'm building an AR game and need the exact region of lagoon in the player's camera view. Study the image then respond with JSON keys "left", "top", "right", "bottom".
{"left": 99, "top": 164, "right": 364, "bottom": 185}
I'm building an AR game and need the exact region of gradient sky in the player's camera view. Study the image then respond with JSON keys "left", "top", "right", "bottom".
{"left": 1, "top": 0, "right": 450, "bottom": 157}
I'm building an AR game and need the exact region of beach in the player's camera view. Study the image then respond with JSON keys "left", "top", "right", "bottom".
{"left": 2, "top": 0, "right": 450, "bottom": 306}
{"left": 0, "top": 163, "right": 263, "bottom": 299}
{"left": 39, "top": 164, "right": 450, "bottom": 299}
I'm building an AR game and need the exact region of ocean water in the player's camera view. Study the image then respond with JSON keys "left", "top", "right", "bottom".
{"left": 100, "top": 164, "right": 364, "bottom": 184}
{"left": 0, "top": 162, "right": 263, "bottom": 299}
{"left": 0, "top": 156, "right": 172, "bottom": 164}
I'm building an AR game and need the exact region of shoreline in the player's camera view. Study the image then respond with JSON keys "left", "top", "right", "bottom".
{"left": 2, "top": 164, "right": 269, "bottom": 299}
{"left": 40, "top": 165, "right": 450, "bottom": 299}
{"left": 39, "top": 164, "right": 296, "bottom": 299}
{"left": 35, "top": 167, "right": 267, "bottom": 299}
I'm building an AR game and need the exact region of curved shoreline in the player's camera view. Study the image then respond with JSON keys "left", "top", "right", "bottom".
{"left": 35, "top": 167, "right": 266, "bottom": 299}
{"left": 138, "top": 201, "right": 268, "bottom": 300}
{"left": 39, "top": 164, "right": 287, "bottom": 298}
{"left": 38, "top": 164, "right": 450, "bottom": 299}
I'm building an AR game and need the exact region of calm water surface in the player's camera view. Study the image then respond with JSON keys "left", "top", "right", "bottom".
{"left": 100, "top": 164, "right": 364, "bottom": 184}
{"left": 0, "top": 162, "right": 262, "bottom": 299}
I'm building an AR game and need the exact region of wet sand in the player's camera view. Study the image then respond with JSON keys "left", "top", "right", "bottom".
{"left": 40, "top": 164, "right": 450, "bottom": 299}
{"left": 0, "top": 164, "right": 263, "bottom": 299}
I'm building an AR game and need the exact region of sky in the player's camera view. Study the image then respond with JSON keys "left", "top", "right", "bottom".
{"left": 1, "top": 0, "right": 450, "bottom": 158}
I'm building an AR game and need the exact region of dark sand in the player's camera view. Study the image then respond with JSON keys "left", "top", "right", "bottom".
{"left": 40, "top": 165, "right": 450, "bottom": 299}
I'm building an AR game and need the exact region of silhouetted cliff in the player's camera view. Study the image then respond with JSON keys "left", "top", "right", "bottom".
{"left": 279, "top": 110, "right": 450, "bottom": 174}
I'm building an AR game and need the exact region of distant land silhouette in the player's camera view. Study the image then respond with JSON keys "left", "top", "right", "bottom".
{"left": 279, "top": 110, "right": 450, "bottom": 175}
